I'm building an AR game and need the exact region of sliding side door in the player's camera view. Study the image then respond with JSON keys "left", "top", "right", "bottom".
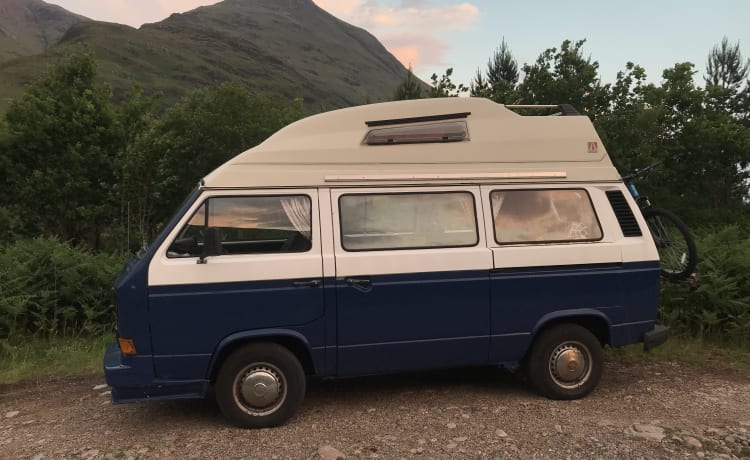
{"left": 332, "top": 186, "right": 492, "bottom": 375}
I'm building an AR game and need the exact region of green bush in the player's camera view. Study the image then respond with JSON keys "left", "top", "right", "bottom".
{"left": 0, "top": 238, "right": 125, "bottom": 339}
{"left": 661, "top": 224, "right": 750, "bottom": 346}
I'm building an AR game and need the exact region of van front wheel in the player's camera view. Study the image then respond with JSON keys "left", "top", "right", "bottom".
{"left": 215, "top": 342, "right": 306, "bottom": 428}
{"left": 526, "top": 324, "right": 603, "bottom": 400}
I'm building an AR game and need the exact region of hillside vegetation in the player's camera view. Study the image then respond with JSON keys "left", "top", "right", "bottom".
{"left": 0, "top": 0, "right": 408, "bottom": 112}
{"left": 0, "top": 0, "right": 86, "bottom": 62}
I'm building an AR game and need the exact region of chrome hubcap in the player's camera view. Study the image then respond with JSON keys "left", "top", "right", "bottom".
{"left": 549, "top": 342, "right": 591, "bottom": 389}
{"left": 241, "top": 369, "right": 281, "bottom": 407}
{"left": 234, "top": 363, "right": 286, "bottom": 415}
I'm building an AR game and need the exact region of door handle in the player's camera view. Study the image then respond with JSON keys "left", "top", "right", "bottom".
{"left": 293, "top": 279, "right": 321, "bottom": 288}
{"left": 345, "top": 278, "right": 371, "bottom": 286}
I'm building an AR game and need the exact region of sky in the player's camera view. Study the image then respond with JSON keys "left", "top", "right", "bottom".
{"left": 50, "top": 0, "right": 750, "bottom": 87}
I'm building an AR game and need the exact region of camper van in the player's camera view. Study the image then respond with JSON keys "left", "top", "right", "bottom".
{"left": 104, "top": 97, "right": 668, "bottom": 428}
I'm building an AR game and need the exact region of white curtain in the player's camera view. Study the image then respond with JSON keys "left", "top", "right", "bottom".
{"left": 490, "top": 192, "right": 505, "bottom": 218}
{"left": 281, "top": 197, "right": 312, "bottom": 240}
{"left": 458, "top": 194, "right": 474, "bottom": 222}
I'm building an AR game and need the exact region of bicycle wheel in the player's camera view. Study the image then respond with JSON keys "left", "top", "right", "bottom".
{"left": 642, "top": 208, "right": 697, "bottom": 280}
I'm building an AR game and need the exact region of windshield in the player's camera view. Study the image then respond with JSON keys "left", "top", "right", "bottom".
{"left": 131, "top": 186, "right": 203, "bottom": 259}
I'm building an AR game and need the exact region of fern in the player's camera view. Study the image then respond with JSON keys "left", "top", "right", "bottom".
{"left": 661, "top": 224, "right": 750, "bottom": 345}
{"left": 0, "top": 237, "right": 125, "bottom": 339}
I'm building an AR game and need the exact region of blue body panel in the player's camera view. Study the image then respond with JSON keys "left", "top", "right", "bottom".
{"left": 112, "top": 188, "right": 202, "bottom": 356}
{"left": 104, "top": 341, "right": 208, "bottom": 402}
{"left": 336, "top": 270, "right": 490, "bottom": 375}
{"left": 488, "top": 261, "right": 660, "bottom": 362}
{"left": 106, "top": 229, "right": 661, "bottom": 403}
{"left": 149, "top": 279, "right": 325, "bottom": 379}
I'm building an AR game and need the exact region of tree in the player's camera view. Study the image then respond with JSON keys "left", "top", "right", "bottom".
{"left": 2, "top": 53, "right": 120, "bottom": 248}
{"left": 394, "top": 66, "right": 423, "bottom": 100}
{"left": 664, "top": 62, "right": 750, "bottom": 222}
{"left": 470, "top": 67, "right": 489, "bottom": 97}
{"left": 129, "top": 84, "right": 305, "bottom": 242}
{"left": 111, "top": 86, "right": 162, "bottom": 251}
{"left": 428, "top": 68, "right": 468, "bottom": 98}
{"left": 518, "top": 39, "right": 609, "bottom": 117}
{"left": 705, "top": 37, "right": 750, "bottom": 90}
{"left": 473, "top": 39, "right": 520, "bottom": 103}
{"left": 615, "top": 62, "right": 750, "bottom": 224}
{"left": 486, "top": 39, "right": 519, "bottom": 88}
{"left": 0, "top": 120, "right": 18, "bottom": 243}
{"left": 595, "top": 62, "right": 664, "bottom": 174}
{"left": 704, "top": 38, "right": 750, "bottom": 123}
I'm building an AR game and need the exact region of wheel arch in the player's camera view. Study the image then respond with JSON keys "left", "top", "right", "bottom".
{"left": 207, "top": 329, "right": 317, "bottom": 382}
{"left": 530, "top": 309, "right": 612, "bottom": 350}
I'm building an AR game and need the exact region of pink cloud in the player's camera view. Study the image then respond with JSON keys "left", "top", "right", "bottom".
{"left": 390, "top": 45, "right": 420, "bottom": 69}
{"left": 312, "top": 0, "right": 361, "bottom": 17}
{"left": 385, "top": 34, "right": 449, "bottom": 69}
{"left": 363, "top": 3, "right": 478, "bottom": 30}
{"left": 311, "top": 0, "right": 478, "bottom": 74}
{"left": 53, "top": 0, "right": 221, "bottom": 27}
{"left": 312, "top": 1, "right": 478, "bottom": 31}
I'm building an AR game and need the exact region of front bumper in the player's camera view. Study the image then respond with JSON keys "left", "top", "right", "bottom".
{"left": 643, "top": 324, "right": 669, "bottom": 351}
{"left": 103, "top": 341, "right": 208, "bottom": 403}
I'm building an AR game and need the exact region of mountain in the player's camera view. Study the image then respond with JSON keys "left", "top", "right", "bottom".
{"left": 0, "top": 0, "right": 87, "bottom": 62}
{"left": 0, "top": 0, "right": 410, "bottom": 111}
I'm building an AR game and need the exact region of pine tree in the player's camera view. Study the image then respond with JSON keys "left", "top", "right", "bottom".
{"left": 394, "top": 66, "right": 423, "bottom": 100}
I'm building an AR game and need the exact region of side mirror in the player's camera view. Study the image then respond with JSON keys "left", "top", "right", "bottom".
{"left": 198, "top": 227, "right": 223, "bottom": 263}
{"left": 169, "top": 236, "right": 199, "bottom": 256}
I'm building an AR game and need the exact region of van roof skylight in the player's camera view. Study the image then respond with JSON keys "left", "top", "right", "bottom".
{"left": 364, "top": 121, "right": 468, "bottom": 145}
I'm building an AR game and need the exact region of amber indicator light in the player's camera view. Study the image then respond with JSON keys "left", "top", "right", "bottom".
{"left": 118, "top": 338, "right": 137, "bottom": 356}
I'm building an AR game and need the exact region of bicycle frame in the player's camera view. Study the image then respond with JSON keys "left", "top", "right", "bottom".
{"left": 621, "top": 162, "right": 697, "bottom": 282}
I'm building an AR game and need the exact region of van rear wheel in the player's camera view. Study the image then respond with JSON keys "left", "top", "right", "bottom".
{"left": 215, "top": 342, "right": 306, "bottom": 428}
{"left": 526, "top": 324, "right": 603, "bottom": 399}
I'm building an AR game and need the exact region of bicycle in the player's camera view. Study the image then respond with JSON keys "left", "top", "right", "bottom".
{"left": 621, "top": 163, "right": 698, "bottom": 281}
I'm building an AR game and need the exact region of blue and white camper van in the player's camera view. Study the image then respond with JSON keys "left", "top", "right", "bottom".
{"left": 104, "top": 98, "right": 668, "bottom": 428}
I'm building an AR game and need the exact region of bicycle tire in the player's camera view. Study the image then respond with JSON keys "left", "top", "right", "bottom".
{"left": 642, "top": 207, "right": 697, "bottom": 280}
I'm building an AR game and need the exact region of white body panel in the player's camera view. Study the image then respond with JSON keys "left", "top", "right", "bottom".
{"left": 148, "top": 99, "right": 659, "bottom": 287}
{"left": 149, "top": 189, "right": 322, "bottom": 286}
{"left": 330, "top": 186, "right": 493, "bottom": 277}
{"left": 201, "top": 98, "right": 620, "bottom": 189}
{"left": 479, "top": 184, "right": 658, "bottom": 268}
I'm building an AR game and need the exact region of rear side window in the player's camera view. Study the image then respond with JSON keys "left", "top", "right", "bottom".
{"left": 491, "top": 189, "right": 602, "bottom": 244}
{"left": 168, "top": 195, "right": 312, "bottom": 257}
{"left": 339, "top": 192, "right": 478, "bottom": 251}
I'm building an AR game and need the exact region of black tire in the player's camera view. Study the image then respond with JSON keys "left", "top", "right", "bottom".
{"left": 642, "top": 207, "right": 697, "bottom": 281}
{"left": 526, "top": 324, "right": 603, "bottom": 400}
{"left": 215, "top": 342, "right": 306, "bottom": 428}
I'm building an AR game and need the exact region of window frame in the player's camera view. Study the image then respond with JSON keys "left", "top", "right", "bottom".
{"left": 337, "top": 190, "right": 480, "bottom": 252}
{"left": 166, "top": 193, "right": 314, "bottom": 258}
{"left": 490, "top": 187, "right": 604, "bottom": 246}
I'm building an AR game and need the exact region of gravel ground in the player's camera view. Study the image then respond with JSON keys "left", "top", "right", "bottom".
{"left": 1, "top": 360, "right": 749, "bottom": 459}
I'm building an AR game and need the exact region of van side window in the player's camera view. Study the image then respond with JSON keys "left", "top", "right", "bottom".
{"left": 491, "top": 189, "right": 602, "bottom": 244}
{"left": 339, "top": 192, "right": 478, "bottom": 251}
{"left": 168, "top": 195, "right": 312, "bottom": 257}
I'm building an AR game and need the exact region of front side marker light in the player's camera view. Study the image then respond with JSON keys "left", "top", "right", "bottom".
{"left": 118, "top": 338, "right": 137, "bottom": 356}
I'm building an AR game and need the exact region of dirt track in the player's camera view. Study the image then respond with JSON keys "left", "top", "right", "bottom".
{"left": 1, "top": 360, "right": 749, "bottom": 459}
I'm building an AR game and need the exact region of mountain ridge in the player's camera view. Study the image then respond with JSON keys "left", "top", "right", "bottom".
{"left": 0, "top": 0, "right": 409, "bottom": 111}
{"left": 0, "top": 0, "right": 87, "bottom": 62}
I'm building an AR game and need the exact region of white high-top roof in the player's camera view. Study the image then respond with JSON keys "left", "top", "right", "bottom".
{"left": 202, "top": 97, "right": 620, "bottom": 188}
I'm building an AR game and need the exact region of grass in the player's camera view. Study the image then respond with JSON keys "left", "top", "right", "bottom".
{"left": 606, "top": 335, "right": 750, "bottom": 372}
{"left": 0, "top": 335, "right": 113, "bottom": 384}
{"left": 0, "top": 334, "right": 747, "bottom": 386}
